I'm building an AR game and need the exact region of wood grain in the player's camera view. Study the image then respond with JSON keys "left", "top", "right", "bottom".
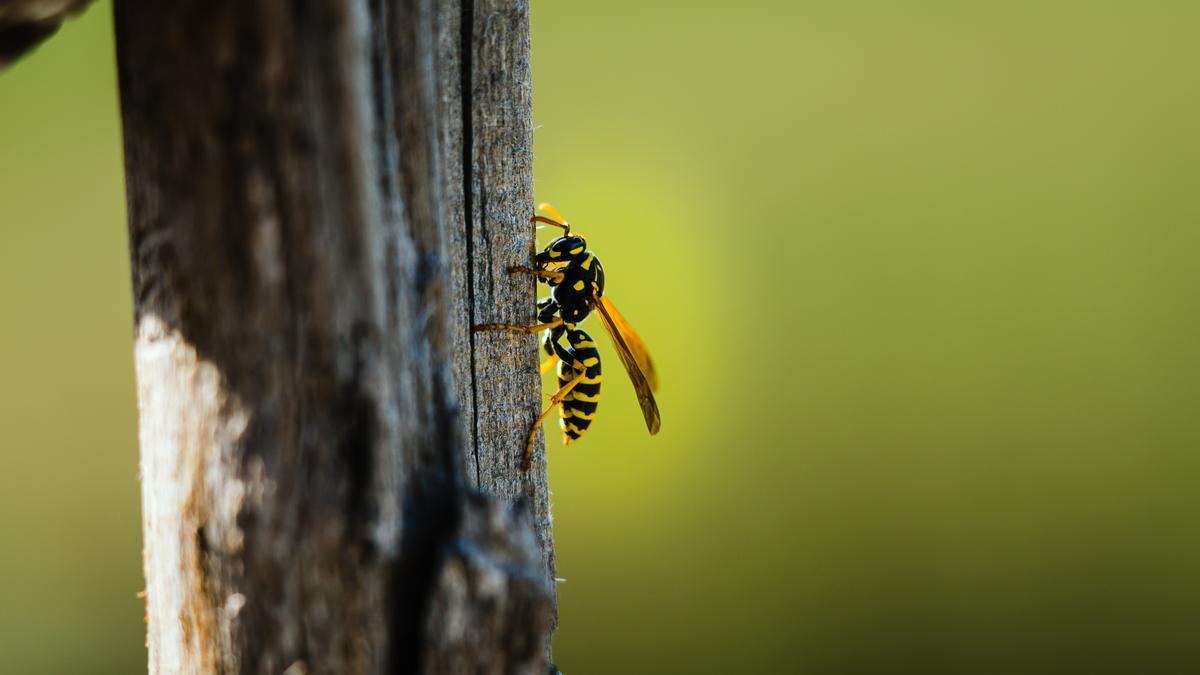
{"left": 435, "top": 0, "right": 556, "bottom": 617}
{"left": 114, "top": 0, "right": 555, "bottom": 671}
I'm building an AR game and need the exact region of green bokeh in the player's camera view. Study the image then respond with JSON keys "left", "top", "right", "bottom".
{"left": 0, "top": 4, "right": 142, "bottom": 674}
{"left": 3, "top": 1, "right": 1199, "bottom": 672}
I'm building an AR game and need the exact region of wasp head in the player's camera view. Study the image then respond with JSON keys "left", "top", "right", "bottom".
{"left": 536, "top": 235, "right": 588, "bottom": 265}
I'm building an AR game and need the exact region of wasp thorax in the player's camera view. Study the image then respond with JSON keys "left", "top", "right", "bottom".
{"left": 562, "top": 305, "right": 588, "bottom": 323}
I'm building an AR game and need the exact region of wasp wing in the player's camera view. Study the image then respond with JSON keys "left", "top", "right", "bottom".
{"left": 593, "top": 292, "right": 661, "bottom": 435}
{"left": 599, "top": 295, "right": 659, "bottom": 391}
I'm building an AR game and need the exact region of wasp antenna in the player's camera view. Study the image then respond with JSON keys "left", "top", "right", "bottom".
{"left": 538, "top": 202, "right": 571, "bottom": 224}
{"left": 532, "top": 215, "right": 570, "bottom": 235}
{"left": 537, "top": 202, "right": 562, "bottom": 218}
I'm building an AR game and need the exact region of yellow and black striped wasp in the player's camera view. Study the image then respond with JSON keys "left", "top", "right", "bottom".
{"left": 474, "top": 204, "right": 661, "bottom": 470}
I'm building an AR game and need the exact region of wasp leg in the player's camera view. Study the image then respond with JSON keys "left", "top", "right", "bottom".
{"left": 523, "top": 367, "right": 587, "bottom": 471}
{"left": 473, "top": 316, "right": 564, "bottom": 334}
{"left": 509, "top": 265, "right": 564, "bottom": 283}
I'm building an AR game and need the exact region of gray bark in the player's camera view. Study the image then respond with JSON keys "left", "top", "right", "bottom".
{"left": 114, "top": 0, "right": 554, "bottom": 672}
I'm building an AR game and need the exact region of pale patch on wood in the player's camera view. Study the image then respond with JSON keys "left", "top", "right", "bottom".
{"left": 135, "top": 314, "right": 248, "bottom": 674}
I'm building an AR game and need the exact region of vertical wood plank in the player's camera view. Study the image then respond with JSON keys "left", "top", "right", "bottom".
{"left": 436, "top": 0, "right": 557, "bottom": 623}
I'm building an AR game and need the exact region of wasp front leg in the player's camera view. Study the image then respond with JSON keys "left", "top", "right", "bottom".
{"left": 509, "top": 265, "right": 564, "bottom": 284}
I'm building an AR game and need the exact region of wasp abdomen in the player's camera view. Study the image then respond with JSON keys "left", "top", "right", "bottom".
{"left": 557, "top": 328, "right": 602, "bottom": 444}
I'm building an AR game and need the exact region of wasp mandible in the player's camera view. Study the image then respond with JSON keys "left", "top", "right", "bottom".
{"left": 474, "top": 204, "right": 661, "bottom": 470}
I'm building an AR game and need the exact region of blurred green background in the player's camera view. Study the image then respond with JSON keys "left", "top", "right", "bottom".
{"left": 3, "top": 1, "right": 1199, "bottom": 673}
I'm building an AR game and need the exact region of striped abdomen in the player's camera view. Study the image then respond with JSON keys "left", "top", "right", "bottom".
{"left": 558, "top": 328, "right": 601, "bottom": 444}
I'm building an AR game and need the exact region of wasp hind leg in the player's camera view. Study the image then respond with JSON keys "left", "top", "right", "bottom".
{"left": 522, "top": 368, "right": 587, "bottom": 471}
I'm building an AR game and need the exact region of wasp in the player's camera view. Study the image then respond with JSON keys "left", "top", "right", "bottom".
{"left": 474, "top": 204, "right": 661, "bottom": 470}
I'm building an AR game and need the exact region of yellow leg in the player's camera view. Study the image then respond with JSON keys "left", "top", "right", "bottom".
{"left": 509, "top": 265, "right": 564, "bottom": 283}
{"left": 473, "top": 316, "right": 564, "bottom": 334}
{"left": 540, "top": 353, "right": 560, "bottom": 374}
{"left": 523, "top": 368, "right": 586, "bottom": 470}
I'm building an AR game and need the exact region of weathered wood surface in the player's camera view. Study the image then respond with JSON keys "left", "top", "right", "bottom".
{"left": 114, "top": 0, "right": 554, "bottom": 672}
{"left": 420, "top": 494, "right": 556, "bottom": 675}
{"left": 435, "top": 0, "right": 555, "bottom": 613}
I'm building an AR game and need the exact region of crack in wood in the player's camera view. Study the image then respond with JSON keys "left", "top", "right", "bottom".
{"left": 460, "top": 0, "right": 482, "bottom": 490}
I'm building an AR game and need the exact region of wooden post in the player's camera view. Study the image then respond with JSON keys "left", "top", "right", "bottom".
{"left": 113, "top": 0, "right": 555, "bottom": 672}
